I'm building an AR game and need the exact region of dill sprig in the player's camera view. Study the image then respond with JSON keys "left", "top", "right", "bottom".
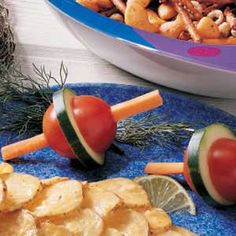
{"left": 116, "top": 115, "right": 195, "bottom": 149}
{"left": 0, "top": 62, "right": 68, "bottom": 138}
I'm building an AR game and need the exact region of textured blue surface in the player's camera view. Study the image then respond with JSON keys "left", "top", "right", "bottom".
{"left": 0, "top": 83, "right": 236, "bottom": 235}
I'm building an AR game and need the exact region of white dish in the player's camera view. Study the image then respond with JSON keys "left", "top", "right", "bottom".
{"left": 47, "top": 0, "right": 236, "bottom": 98}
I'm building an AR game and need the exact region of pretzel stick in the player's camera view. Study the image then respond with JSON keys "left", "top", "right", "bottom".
{"left": 177, "top": 0, "right": 202, "bottom": 20}
{"left": 174, "top": 2, "right": 201, "bottom": 42}
{"left": 111, "top": 0, "right": 126, "bottom": 14}
{"left": 198, "top": 0, "right": 235, "bottom": 6}
{"left": 200, "top": 0, "right": 236, "bottom": 14}
{"left": 202, "top": 3, "right": 218, "bottom": 15}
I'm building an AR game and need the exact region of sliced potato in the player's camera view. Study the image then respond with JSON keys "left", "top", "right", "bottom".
{"left": 153, "top": 230, "right": 181, "bottom": 236}
{"left": 38, "top": 222, "right": 73, "bottom": 236}
{"left": 0, "top": 162, "right": 14, "bottom": 175}
{"left": 156, "top": 225, "right": 196, "bottom": 236}
{"left": 144, "top": 208, "right": 172, "bottom": 234}
{"left": 90, "top": 178, "right": 150, "bottom": 208}
{"left": 102, "top": 228, "right": 124, "bottom": 236}
{"left": 0, "top": 173, "right": 41, "bottom": 212}
{"left": 51, "top": 208, "right": 104, "bottom": 236}
{"left": 0, "top": 209, "right": 37, "bottom": 236}
{"left": 0, "top": 179, "right": 6, "bottom": 205}
{"left": 41, "top": 177, "right": 69, "bottom": 187}
{"left": 105, "top": 209, "right": 149, "bottom": 236}
{"left": 27, "top": 180, "right": 83, "bottom": 218}
{"left": 82, "top": 186, "right": 122, "bottom": 218}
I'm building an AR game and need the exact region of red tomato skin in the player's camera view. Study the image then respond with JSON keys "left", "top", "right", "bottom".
{"left": 71, "top": 96, "right": 117, "bottom": 153}
{"left": 184, "top": 150, "right": 197, "bottom": 193}
{"left": 208, "top": 138, "right": 236, "bottom": 202}
{"left": 43, "top": 105, "right": 75, "bottom": 158}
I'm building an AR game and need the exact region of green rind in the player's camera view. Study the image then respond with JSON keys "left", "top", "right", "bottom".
{"left": 187, "top": 124, "right": 235, "bottom": 206}
{"left": 187, "top": 128, "right": 217, "bottom": 205}
{"left": 53, "top": 88, "right": 104, "bottom": 169}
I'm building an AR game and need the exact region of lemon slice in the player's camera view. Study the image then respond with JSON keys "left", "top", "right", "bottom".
{"left": 135, "top": 175, "right": 196, "bottom": 215}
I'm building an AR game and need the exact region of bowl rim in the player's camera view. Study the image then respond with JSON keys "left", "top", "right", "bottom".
{"left": 48, "top": 0, "right": 236, "bottom": 73}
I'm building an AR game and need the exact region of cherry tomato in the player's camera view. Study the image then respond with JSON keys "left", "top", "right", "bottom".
{"left": 71, "top": 96, "right": 117, "bottom": 153}
{"left": 183, "top": 150, "right": 197, "bottom": 193}
{"left": 43, "top": 105, "right": 75, "bottom": 158}
{"left": 208, "top": 138, "right": 236, "bottom": 202}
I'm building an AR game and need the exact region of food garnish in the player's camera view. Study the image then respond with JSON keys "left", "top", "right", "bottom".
{"left": 76, "top": 0, "right": 236, "bottom": 44}
{"left": 116, "top": 115, "right": 194, "bottom": 149}
{"left": 0, "top": 168, "right": 196, "bottom": 235}
{"left": 145, "top": 123, "right": 236, "bottom": 206}
{"left": 0, "top": 63, "right": 67, "bottom": 137}
{"left": 1, "top": 87, "right": 163, "bottom": 168}
{"left": 135, "top": 175, "right": 196, "bottom": 215}
{"left": 0, "top": 63, "right": 193, "bottom": 152}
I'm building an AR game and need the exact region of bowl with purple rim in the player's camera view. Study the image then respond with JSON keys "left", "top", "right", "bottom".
{"left": 47, "top": 0, "right": 236, "bottom": 98}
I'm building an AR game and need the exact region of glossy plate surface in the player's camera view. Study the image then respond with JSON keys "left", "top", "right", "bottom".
{"left": 0, "top": 83, "right": 236, "bottom": 235}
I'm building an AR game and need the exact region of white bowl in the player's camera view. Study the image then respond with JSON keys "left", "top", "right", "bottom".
{"left": 47, "top": 0, "right": 236, "bottom": 98}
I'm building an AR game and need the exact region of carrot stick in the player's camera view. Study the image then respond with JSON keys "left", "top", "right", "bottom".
{"left": 145, "top": 162, "right": 184, "bottom": 175}
{"left": 111, "top": 90, "right": 163, "bottom": 122}
{"left": 1, "top": 133, "right": 48, "bottom": 161}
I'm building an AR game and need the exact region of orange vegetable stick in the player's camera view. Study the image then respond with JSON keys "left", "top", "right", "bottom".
{"left": 2, "top": 134, "right": 48, "bottom": 161}
{"left": 111, "top": 90, "right": 163, "bottom": 122}
{"left": 1, "top": 90, "right": 163, "bottom": 161}
{"left": 145, "top": 162, "right": 184, "bottom": 175}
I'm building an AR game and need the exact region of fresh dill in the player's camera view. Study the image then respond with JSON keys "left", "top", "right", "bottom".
{"left": 116, "top": 115, "right": 195, "bottom": 149}
{"left": 0, "top": 62, "right": 68, "bottom": 137}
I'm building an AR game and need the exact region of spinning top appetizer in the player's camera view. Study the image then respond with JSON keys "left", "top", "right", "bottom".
{"left": 1, "top": 88, "right": 163, "bottom": 168}
{"left": 145, "top": 124, "right": 236, "bottom": 206}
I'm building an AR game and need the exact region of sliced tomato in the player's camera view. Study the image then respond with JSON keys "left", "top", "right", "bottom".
{"left": 71, "top": 96, "right": 116, "bottom": 153}
{"left": 208, "top": 138, "right": 236, "bottom": 202}
{"left": 43, "top": 105, "right": 75, "bottom": 158}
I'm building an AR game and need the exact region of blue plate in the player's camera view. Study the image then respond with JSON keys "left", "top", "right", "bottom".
{"left": 0, "top": 83, "right": 236, "bottom": 235}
